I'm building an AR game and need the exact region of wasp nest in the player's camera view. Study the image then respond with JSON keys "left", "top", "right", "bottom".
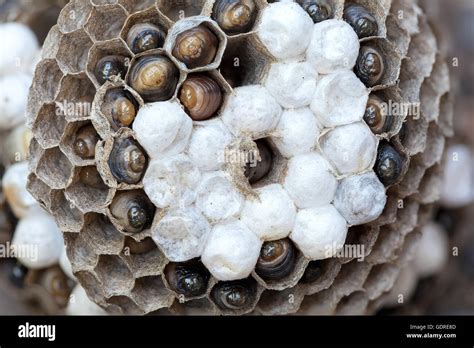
{"left": 27, "top": 0, "right": 452, "bottom": 315}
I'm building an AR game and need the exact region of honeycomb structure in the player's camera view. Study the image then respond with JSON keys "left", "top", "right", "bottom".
{"left": 27, "top": 0, "right": 452, "bottom": 315}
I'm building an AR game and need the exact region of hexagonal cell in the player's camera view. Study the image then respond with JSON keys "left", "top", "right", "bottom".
{"left": 106, "top": 295, "right": 143, "bottom": 315}
{"left": 126, "top": 50, "right": 182, "bottom": 102}
{"left": 157, "top": 0, "right": 207, "bottom": 22}
{"left": 27, "top": 137, "right": 44, "bottom": 173}
{"left": 65, "top": 166, "right": 112, "bottom": 213}
{"left": 131, "top": 276, "right": 174, "bottom": 313}
{"left": 107, "top": 189, "right": 156, "bottom": 236}
{"left": 164, "top": 16, "right": 227, "bottom": 73}
{"left": 120, "top": 6, "right": 171, "bottom": 54}
{"left": 342, "top": 0, "right": 390, "bottom": 39}
{"left": 99, "top": 86, "right": 141, "bottom": 132}
{"left": 64, "top": 231, "right": 99, "bottom": 272}
{"left": 29, "top": 59, "right": 63, "bottom": 107}
{"left": 42, "top": 25, "right": 61, "bottom": 60}
{"left": 86, "top": 40, "right": 133, "bottom": 88}
{"left": 95, "top": 254, "right": 135, "bottom": 297}
{"left": 211, "top": 0, "right": 265, "bottom": 36}
{"left": 163, "top": 259, "right": 211, "bottom": 300}
{"left": 36, "top": 147, "right": 74, "bottom": 190}
{"left": 252, "top": 238, "right": 308, "bottom": 291}
{"left": 210, "top": 277, "right": 260, "bottom": 315}
{"left": 60, "top": 121, "right": 101, "bottom": 167}
{"left": 121, "top": 237, "right": 167, "bottom": 278}
{"left": 85, "top": 4, "right": 128, "bottom": 42}
{"left": 56, "top": 30, "right": 94, "bottom": 74}
{"left": 354, "top": 38, "right": 401, "bottom": 88}
{"left": 74, "top": 269, "right": 107, "bottom": 304}
{"left": 55, "top": 73, "right": 95, "bottom": 122}
{"left": 219, "top": 34, "right": 274, "bottom": 88}
{"left": 257, "top": 286, "right": 305, "bottom": 315}
{"left": 32, "top": 103, "right": 67, "bottom": 149}
{"left": 301, "top": 258, "right": 342, "bottom": 295}
{"left": 96, "top": 129, "right": 149, "bottom": 188}
{"left": 57, "top": 0, "right": 93, "bottom": 33}
{"left": 49, "top": 190, "right": 84, "bottom": 232}
{"left": 335, "top": 290, "right": 368, "bottom": 315}
{"left": 26, "top": 173, "right": 51, "bottom": 211}
{"left": 177, "top": 71, "right": 229, "bottom": 122}
{"left": 80, "top": 214, "right": 125, "bottom": 255}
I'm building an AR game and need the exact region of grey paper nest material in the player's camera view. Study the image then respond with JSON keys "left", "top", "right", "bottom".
{"left": 27, "top": 0, "right": 452, "bottom": 315}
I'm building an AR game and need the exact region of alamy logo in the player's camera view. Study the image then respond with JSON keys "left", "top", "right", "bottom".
{"left": 18, "top": 322, "right": 56, "bottom": 341}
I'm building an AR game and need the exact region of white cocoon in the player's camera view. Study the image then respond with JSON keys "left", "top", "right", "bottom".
{"left": 187, "top": 119, "right": 234, "bottom": 172}
{"left": 221, "top": 85, "right": 282, "bottom": 137}
{"left": 413, "top": 222, "right": 449, "bottom": 277}
{"left": 143, "top": 154, "right": 201, "bottom": 209}
{"left": 272, "top": 108, "right": 322, "bottom": 158}
{"left": 152, "top": 206, "right": 210, "bottom": 262}
{"left": 333, "top": 171, "right": 387, "bottom": 225}
{"left": 265, "top": 62, "right": 318, "bottom": 108}
{"left": 0, "top": 23, "right": 39, "bottom": 75}
{"left": 196, "top": 171, "right": 244, "bottom": 222}
{"left": 257, "top": 2, "right": 313, "bottom": 60}
{"left": 240, "top": 184, "right": 296, "bottom": 241}
{"left": 284, "top": 152, "right": 338, "bottom": 209}
{"left": 133, "top": 101, "right": 192, "bottom": 157}
{"left": 202, "top": 220, "right": 262, "bottom": 281}
{"left": 66, "top": 285, "right": 107, "bottom": 315}
{"left": 310, "top": 71, "right": 368, "bottom": 127}
{"left": 2, "top": 161, "right": 37, "bottom": 218}
{"left": 12, "top": 207, "right": 64, "bottom": 269}
{"left": 0, "top": 73, "right": 32, "bottom": 130}
{"left": 290, "top": 205, "right": 348, "bottom": 260}
{"left": 306, "top": 19, "right": 360, "bottom": 74}
{"left": 319, "top": 122, "right": 378, "bottom": 175}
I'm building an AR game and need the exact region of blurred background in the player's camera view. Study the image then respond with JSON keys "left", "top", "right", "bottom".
{"left": 0, "top": 0, "right": 472, "bottom": 315}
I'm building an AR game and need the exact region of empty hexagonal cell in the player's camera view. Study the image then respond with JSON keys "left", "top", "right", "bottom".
{"left": 177, "top": 71, "right": 229, "bottom": 122}
{"left": 131, "top": 276, "right": 174, "bottom": 313}
{"left": 85, "top": 4, "right": 128, "bottom": 42}
{"left": 64, "top": 232, "right": 98, "bottom": 272}
{"left": 163, "top": 259, "right": 211, "bottom": 299}
{"left": 29, "top": 59, "right": 63, "bottom": 104}
{"left": 121, "top": 237, "right": 167, "bottom": 278}
{"left": 108, "top": 189, "right": 156, "bottom": 235}
{"left": 210, "top": 277, "right": 260, "bottom": 315}
{"left": 106, "top": 295, "right": 143, "bottom": 315}
{"left": 60, "top": 121, "right": 101, "bottom": 166}
{"left": 95, "top": 255, "right": 135, "bottom": 297}
{"left": 80, "top": 214, "right": 125, "bottom": 255}
{"left": 257, "top": 286, "right": 305, "bottom": 315}
{"left": 57, "top": 0, "right": 93, "bottom": 34}
{"left": 56, "top": 30, "right": 93, "bottom": 74}
{"left": 164, "top": 17, "right": 227, "bottom": 72}
{"left": 65, "top": 166, "right": 112, "bottom": 213}
{"left": 120, "top": 6, "right": 171, "bottom": 54}
{"left": 42, "top": 25, "right": 61, "bottom": 60}
{"left": 252, "top": 238, "right": 308, "bottom": 291}
{"left": 157, "top": 0, "right": 207, "bottom": 22}
{"left": 219, "top": 34, "right": 274, "bottom": 88}
{"left": 32, "top": 102, "right": 67, "bottom": 149}
{"left": 26, "top": 173, "right": 51, "bottom": 211}
{"left": 27, "top": 138, "right": 44, "bottom": 173}
{"left": 36, "top": 147, "right": 74, "bottom": 190}
{"left": 335, "top": 291, "right": 368, "bottom": 315}
{"left": 49, "top": 190, "right": 84, "bottom": 232}
{"left": 55, "top": 73, "right": 95, "bottom": 122}
{"left": 86, "top": 40, "right": 133, "bottom": 87}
